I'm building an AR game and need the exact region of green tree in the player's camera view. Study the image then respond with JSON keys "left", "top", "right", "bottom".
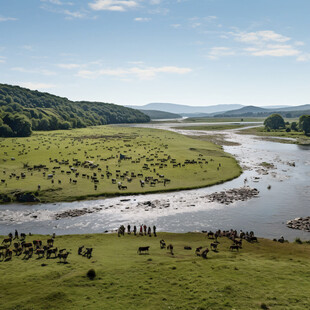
{"left": 291, "top": 121, "right": 298, "bottom": 131}
{"left": 264, "top": 114, "right": 285, "bottom": 130}
{"left": 299, "top": 115, "right": 310, "bottom": 135}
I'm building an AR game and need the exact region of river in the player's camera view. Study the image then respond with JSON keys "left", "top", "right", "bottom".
{"left": 0, "top": 123, "right": 309, "bottom": 241}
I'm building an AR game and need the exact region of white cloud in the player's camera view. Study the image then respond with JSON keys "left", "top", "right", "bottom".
{"left": 21, "top": 45, "right": 34, "bottom": 51}
{"left": 11, "top": 67, "right": 56, "bottom": 76}
{"left": 171, "top": 24, "right": 181, "bottom": 29}
{"left": 134, "top": 17, "right": 151, "bottom": 22}
{"left": 209, "top": 29, "right": 306, "bottom": 61}
{"left": 89, "top": 0, "right": 139, "bottom": 12}
{"left": 296, "top": 53, "right": 310, "bottom": 62}
{"left": 248, "top": 44, "right": 300, "bottom": 57}
{"left": 207, "top": 47, "right": 235, "bottom": 59}
{"left": 0, "top": 16, "right": 17, "bottom": 22}
{"left": 40, "top": 0, "right": 73, "bottom": 5}
{"left": 57, "top": 63, "right": 82, "bottom": 69}
{"left": 19, "top": 82, "right": 56, "bottom": 90}
{"left": 76, "top": 65, "right": 192, "bottom": 80}
{"left": 0, "top": 56, "right": 6, "bottom": 63}
{"left": 64, "top": 10, "right": 86, "bottom": 19}
{"left": 233, "top": 30, "right": 291, "bottom": 44}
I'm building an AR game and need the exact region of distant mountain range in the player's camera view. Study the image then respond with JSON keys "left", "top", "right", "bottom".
{"left": 218, "top": 104, "right": 310, "bottom": 118}
{"left": 137, "top": 109, "right": 182, "bottom": 120}
{"left": 127, "top": 103, "right": 245, "bottom": 115}
{"left": 126, "top": 103, "right": 298, "bottom": 117}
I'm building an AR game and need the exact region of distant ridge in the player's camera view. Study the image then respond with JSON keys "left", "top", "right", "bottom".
{"left": 218, "top": 105, "right": 310, "bottom": 118}
{"left": 126, "top": 103, "right": 245, "bottom": 115}
{"left": 137, "top": 109, "right": 182, "bottom": 120}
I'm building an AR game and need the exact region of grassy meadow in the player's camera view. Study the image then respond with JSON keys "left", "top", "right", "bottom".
{"left": 238, "top": 126, "right": 310, "bottom": 144}
{"left": 1, "top": 232, "right": 310, "bottom": 310}
{"left": 0, "top": 125, "right": 241, "bottom": 203}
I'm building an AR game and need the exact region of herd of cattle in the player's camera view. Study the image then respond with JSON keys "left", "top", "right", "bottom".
{"left": 0, "top": 228, "right": 260, "bottom": 264}
{"left": 137, "top": 229, "right": 259, "bottom": 258}
{"left": 0, "top": 132, "right": 221, "bottom": 200}
{"left": 0, "top": 232, "right": 93, "bottom": 263}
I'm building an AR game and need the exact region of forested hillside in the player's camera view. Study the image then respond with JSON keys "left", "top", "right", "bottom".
{"left": 0, "top": 84, "right": 150, "bottom": 137}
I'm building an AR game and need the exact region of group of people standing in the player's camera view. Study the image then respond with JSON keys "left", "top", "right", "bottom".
{"left": 118, "top": 224, "right": 157, "bottom": 237}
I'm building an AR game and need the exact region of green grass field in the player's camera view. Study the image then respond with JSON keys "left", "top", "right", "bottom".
{"left": 238, "top": 126, "right": 310, "bottom": 144}
{"left": 1, "top": 232, "right": 310, "bottom": 310}
{"left": 0, "top": 126, "right": 241, "bottom": 203}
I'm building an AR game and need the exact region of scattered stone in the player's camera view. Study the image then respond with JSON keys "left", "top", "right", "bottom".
{"left": 54, "top": 206, "right": 102, "bottom": 220}
{"left": 204, "top": 187, "right": 259, "bottom": 205}
{"left": 286, "top": 217, "right": 310, "bottom": 232}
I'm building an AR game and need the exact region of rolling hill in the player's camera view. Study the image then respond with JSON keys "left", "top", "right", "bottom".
{"left": 0, "top": 83, "right": 150, "bottom": 137}
{"left": 137, "top": 109, "right": 182, "bottom": 119}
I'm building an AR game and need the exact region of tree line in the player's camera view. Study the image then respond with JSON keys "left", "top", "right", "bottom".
{"left": 264, "top": 114, "right": 310, "bottom": 135}
{"left": 0, "top": 83, "right": 150, "bottom": 137}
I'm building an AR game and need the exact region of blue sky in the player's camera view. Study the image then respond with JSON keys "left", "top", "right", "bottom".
{"left": 1, "top": 0, "right": 310, "bottom": 107}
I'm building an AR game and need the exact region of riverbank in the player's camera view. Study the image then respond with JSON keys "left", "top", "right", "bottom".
{"left": 1, "top": 232, "right": 310, "bottom": 310}
{"left": 237, "top": 126, "right": 310, "bottom": 145}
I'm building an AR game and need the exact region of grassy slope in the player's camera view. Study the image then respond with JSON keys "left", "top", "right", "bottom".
{"left": 1, "top": 233, "right": 310, "bottom": 310}
{"left": 0, "top": 126, "right": 241, "bottom": 203}
{"left": 239, "top": 126, "right": 310, "bottom": 144}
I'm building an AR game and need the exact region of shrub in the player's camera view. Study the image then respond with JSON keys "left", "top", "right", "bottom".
{"left": 295, "top": 238, "right": 303, "bottom": 244}
{"left": 286, "top": 127, "right": 291, "bottom": 132}
{"left": 86, "top": 269, "right": 96, "bottom": 280}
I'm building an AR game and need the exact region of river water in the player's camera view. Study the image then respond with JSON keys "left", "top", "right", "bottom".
{"left": 0, "top": 123, "right": 309, "bottom": 241}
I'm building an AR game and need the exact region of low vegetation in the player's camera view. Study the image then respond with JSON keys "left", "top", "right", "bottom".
{"left": 0, "top": 125, "right": 241, "bottom": 203}
{"left": 1, "top": 232, "right": 310, "bottom": 310}
{"left": 0, "top": 83, "right": 150, "bottom": 137}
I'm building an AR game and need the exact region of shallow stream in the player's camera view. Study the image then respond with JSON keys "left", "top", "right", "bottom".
{"left": 0, "top": 123, "right": 309, "bottom": 241}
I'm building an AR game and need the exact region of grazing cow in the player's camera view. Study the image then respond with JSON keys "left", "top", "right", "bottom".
{"left": 78, "top": 246, "right": 84, "bottom": 255}
{"left": 2, "top": 237, "right": 12, "bottom": 246}
{"left": 137, "top": 246, "right": 150, "bottom": 254}
{"left": 160, "top": 239, "right": 166, "bottom": 249}
{"left": 23, "top": 246, "right": 33, "bottom": 259}
{"left": 207, "top": 231, "right": 215, "bottom": 239}
{"left": 184, "top": 246, "right": 192, "bottom": 250}
{"left": 20, "top": 233, "right": 26, "bottom": 241}
{"left": 210, "top": 242, "right": 218, "bottom": 251}
{"left": 230, "top": 245, "right": 240, "bottom": 251}
{"left": 201, "top": 248, "right": 209, "bottom": 259}
{"left": 58, "top": 252, "right": 70, "bottom": 263}
{"left": 33, "top": 240, "right": 42, "bottom": 249}
{"left": 234, "top": 240, "right": 242, "bottom": 248}
{"left": 36, "top": 248, "right": 45, "bottom": 258}
{"left": 195, "top": 246, "right": 203, "bottom": 256}
{"left": 47, "top": 239, "right": 54, "bottom": 247}
{"left": 83, "top": 248, "right": 93, "bottom": 259}
{"left": 46, "top": 247, "right": 58, "bottom": 259}
{"left": 21, "top": 242, "right": 32, "bottom": 249}
{"left": 167, "top": 244, "right": 174, "bottom": 255}
{"left": 4, "top": 248, "right": 12, "bottom": 260}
